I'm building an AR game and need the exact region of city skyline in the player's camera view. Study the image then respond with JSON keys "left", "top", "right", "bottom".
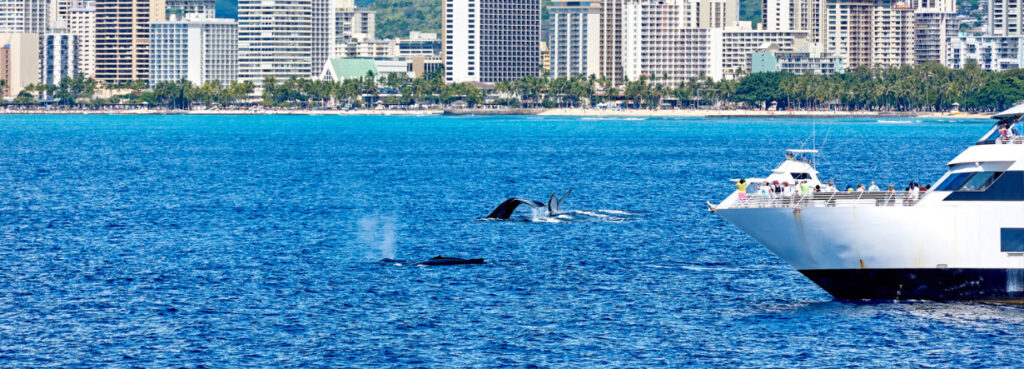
{"left": 1, "top": 0, "right": 1022, "bottom": 100}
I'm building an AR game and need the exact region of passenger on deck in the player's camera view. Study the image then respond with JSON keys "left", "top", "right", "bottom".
{"left": 783, "top": 182, "right": 794, "bottom": 197}
{"left": 799, "top": 181, "right": 810, "bottom": 196}
{"left": 773, "top": 180, "right": 782, "bottom": 195}
{"left": 887, "top": 184, "right": 895, "bottom": 193}
{"left": 868, "top": 182, "right": 880, "bottom": 191}
{"left": 826, "top": 182, "right": 838, "bottom": 192}
{"left": 736, "top": 179, "right": 748, "bottom": 200}
{"left": 846, "top": 185, "right": 854, "bottom": 192}
{"left": 856, "top": 184, "right": 865, "bottom": 192}
{"left": 814, "top": 185, "right": 821, "bottom": 193}
{"left": 759, "top": 182, "right": 771, "bottom": 197}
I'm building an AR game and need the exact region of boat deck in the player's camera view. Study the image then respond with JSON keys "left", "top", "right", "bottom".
{"left": 730, "top": 191, "right": 924, "bottom": 209}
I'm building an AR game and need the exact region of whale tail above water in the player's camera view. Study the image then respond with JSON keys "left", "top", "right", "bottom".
{"left": 485, "top": 198, "right": 546, "bottom": 220}
{"left": 484, "top": 190, "right": 572, "bottom": 220}
{"left": 547, "top": 190, "right": 572, "bottom": 214}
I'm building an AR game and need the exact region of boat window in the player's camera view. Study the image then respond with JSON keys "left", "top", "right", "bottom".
{"left": 959, "top": 172, "right": 1003, "bottom": 191}
{"left": 791, "top": 172, "right": 811, "bottom": 179}
{"left": 1001, "top": 228, "right": 1024, "bottom": 252}
{"left": 935, "top": 172, "right": 974, "bottom": 191}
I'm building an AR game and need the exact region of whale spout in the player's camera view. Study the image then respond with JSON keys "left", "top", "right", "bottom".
{"left": 415, "top": 256, "right": 486, "bottom": 266}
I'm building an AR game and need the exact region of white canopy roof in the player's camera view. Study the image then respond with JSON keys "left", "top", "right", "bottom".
{"left": 785, "top": 149, "right": 819, "bottom": 153}
{"left": 993, "top": 103, "right": 1024, "bottom": 120}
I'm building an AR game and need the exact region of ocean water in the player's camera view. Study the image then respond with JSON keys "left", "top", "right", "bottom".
{"left": 0, "top": 114, "right": 1021, "bottom": 367}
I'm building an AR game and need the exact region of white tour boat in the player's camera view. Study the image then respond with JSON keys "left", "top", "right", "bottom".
{"left": 711, "top": 104, "right": 1024, "bottom": 301}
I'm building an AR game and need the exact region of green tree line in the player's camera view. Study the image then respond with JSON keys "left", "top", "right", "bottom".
{"left": 5, "top": 61, "right": 1024, "bottom": 111}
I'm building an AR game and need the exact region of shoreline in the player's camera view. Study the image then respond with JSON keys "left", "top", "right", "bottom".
{"left": 536, "top": 108, "right": 993, "bottom": 119}
{"left": 0, "top": 107, "right": 993, "bottom": 119}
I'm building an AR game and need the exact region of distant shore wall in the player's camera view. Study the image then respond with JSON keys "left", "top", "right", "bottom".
{"left": 443, "top": 108, "right": 547, "bottom": 115}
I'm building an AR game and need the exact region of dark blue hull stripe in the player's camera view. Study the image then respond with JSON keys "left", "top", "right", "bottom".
{"left": 799, "top": 268, "right": 1024, "bottom": 301}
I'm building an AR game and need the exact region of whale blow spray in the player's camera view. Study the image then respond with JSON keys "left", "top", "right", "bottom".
{"left": 359, "top": 215, "right": 396, "bottom": 260}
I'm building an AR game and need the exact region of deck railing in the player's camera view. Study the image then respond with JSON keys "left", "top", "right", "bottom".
{"left": 732, "top": 191, "right": 924, "bottom": 209}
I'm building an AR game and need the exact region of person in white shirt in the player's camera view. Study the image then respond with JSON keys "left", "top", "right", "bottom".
{"left": 868, "top": 182, "right": 880, "bottom": 191}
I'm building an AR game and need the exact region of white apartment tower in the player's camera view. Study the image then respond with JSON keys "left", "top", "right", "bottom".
{"left": 988, "top": 0, "right": 1022, "bottom": 36}
{"left": 40, "top": 32, "right": 77, "bottom": 84}
{"left": 549, "top": 0, "right": 601, "bottom": 78}
{"left": 238, "top": 0, "right": 334, "bottom": 85}
{"left": 1, "top": 0, "right": 49, "bottom": 32}
{"left": 150, "top": 15, "right": 237, "bottom": 86}
{"left": 443, "top": 0, "right": 541, "bottom": 83}
{"left": 68, "top": 5, "right": 95, "bottom": 77}
{"left": 762, "top": 0, "right": 826, "bottom": 48}
{"left": 622, "top": 0, "right": 711, "bottom": 84}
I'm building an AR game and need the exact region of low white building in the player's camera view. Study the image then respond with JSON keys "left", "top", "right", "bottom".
{"left": 318, "top": 57, "right": 412, "bottom": 82}
{"left": 150, "top": 15, "right": 238, "bottom": 86}
{"left": 946, "top": 34, "right": 1024, "bottom": 70}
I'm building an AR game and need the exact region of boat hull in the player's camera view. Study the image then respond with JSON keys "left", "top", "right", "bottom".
{"left": 801, "top": 268, "right": 1024, "bottom": 301}
{"left": 716, "top": 205, "right": 1024, "bottom": 300}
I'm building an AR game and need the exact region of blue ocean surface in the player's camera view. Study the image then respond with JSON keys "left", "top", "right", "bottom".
{"left": 1, "top": 114, "right": 1021, "bottom": 367}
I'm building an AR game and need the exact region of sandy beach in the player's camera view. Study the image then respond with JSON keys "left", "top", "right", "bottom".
{"left": 537, "top": 107, "right": 993, "bottom": 119}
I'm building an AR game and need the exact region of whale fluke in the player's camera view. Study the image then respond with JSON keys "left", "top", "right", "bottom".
{"left": 547, "top": 190, "right": 572, "bottom": 214}
{"left": 485, "top": 198, "right": 545, "bottom": 220}
{"left": 415, "top": 256, "right": 486, "bottom": 266}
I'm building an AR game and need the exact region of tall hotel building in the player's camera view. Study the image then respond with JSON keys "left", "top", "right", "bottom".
{"left": 68, "top": 4, "right": 96, "bottom": 77}
{"left": 238, "top": 0, "right": 334, "bottom": 86}
{"left": 94, "top": 0, "right": 165, "bottom": 83}
{"left": 549, "top": 0, "right": 600, "bottom": 78}
{"left": 150, "top": 11, "right": 237, "bottom": 86}
{"left": 443, "top": 0, "right": 541, "bottom": 83}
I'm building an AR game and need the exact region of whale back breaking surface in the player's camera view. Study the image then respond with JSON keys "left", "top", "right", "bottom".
{"left": 485, "top": 198, "right": 545, "bottom": 220}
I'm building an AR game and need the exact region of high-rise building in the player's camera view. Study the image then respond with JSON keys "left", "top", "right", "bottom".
{"left": 49, "top": 0, "right": 77, "bottom": 29}
{"left": 600, "top": 0, "right": 625, "bottom": 85}
{"left": 549, "top": 0, "right": 601, "bottom": 78}
{"left": 698, "top": 0, "right": 739, "bottom": 29}
{"left": 988, "top": 0, "right": 1022, "bottom": 36}
{"left": 0, "top": 32, "right": 40, "bottom": 98}
{"left": 1, "top": 0, "right": 49, "bottom": 32}
{"left": 150, "top": 15, "right": 237, "bottom": 85}
{"left": 40, "top": 32, "right": 77, "bottom": 84}
{"left": 94, "top": 0, "right": 164, "bottom": 83}
{"left": 824, "top": 0, "right": 915, "bottom": 68}
{"left": 869, "top": 3, "right": 915, "bottom": 66}
{"left": 335, "top": 0, "right": 374, "bottom": 45}
{"left": 762, "top": 0, "right": 827, "bottom": 49}
{"left": 443, "top": 0, "right": 540, "bottom": 83}
{"left": 165, "top": 0, "right": 214, "bottom": 17}
{"left": 914, "top": 10, "right": 956, "bottom": 64}
{"left": 238, "top": 0, "right": 334, "bottom": 86}
{"left": 68, "top": 5, "right": 96, "bottom": 77}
